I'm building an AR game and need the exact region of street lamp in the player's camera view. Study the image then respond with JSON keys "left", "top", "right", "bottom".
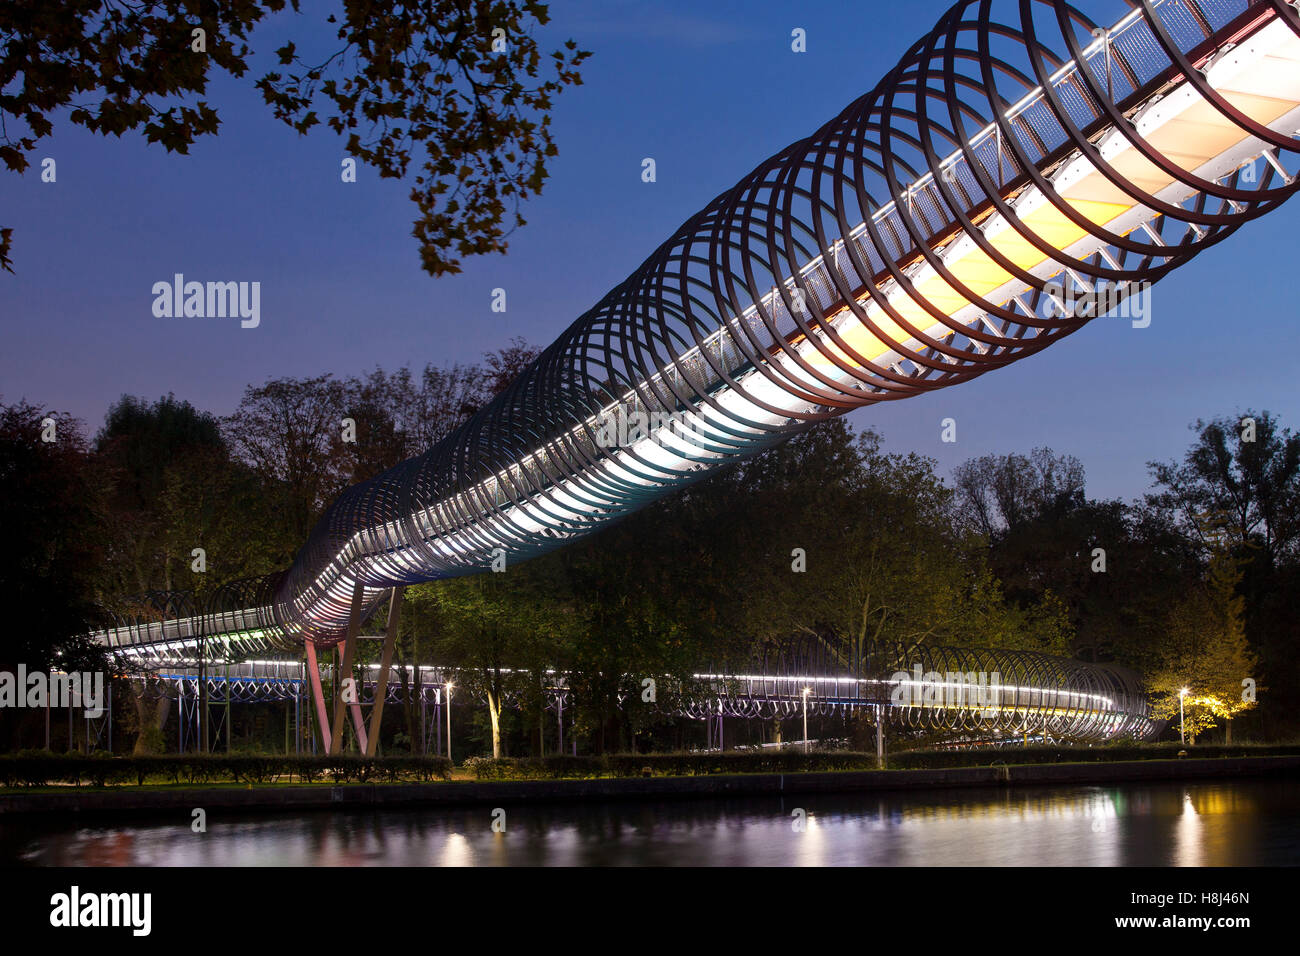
{"left": 1179, "top": 687, "right": 1188, "bottom": 745}
{"left": 446, "top": 681, "right": 454, "bottom": 764}
{"left": 802, "top": 687, "right": 811, "bottom": 755}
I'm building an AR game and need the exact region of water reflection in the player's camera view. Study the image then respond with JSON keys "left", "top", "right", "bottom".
{"left": 1, "top": 778, "right": 1295, "bottom": 866}
{"left": 1176, "top": 791, "right": 1202, "bottom": 868}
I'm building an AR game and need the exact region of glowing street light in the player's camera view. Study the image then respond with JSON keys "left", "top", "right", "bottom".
{"left": 802, "top": 687, "right": 811, "bottom": 755}
{"left": 1179, "top": 687, "right": 1189, "bottom": 745}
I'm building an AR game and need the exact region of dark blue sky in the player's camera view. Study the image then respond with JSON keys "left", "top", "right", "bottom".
{"left": 3, "top": 0, "right": 1296, "bottom": 502}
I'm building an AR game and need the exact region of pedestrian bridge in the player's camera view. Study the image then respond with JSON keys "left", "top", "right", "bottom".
{"left": 91, "top": 0, "right": 1300, "bottom": 749}
{"left": 117, "top": 636, "right": 1155, "bottom": 755}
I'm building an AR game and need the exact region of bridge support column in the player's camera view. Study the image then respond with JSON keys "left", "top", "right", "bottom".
{"left": 875, "top": 704, "right": 885, "bottom": 769}
{"left": 364, "top": 586, "right": 404, "bottom": 757}
{"left": 225, "top": 661, "right": 232, "bottom": 753}
{"left": 346, "top": 652, "right": 368, "bottom": 755}
{"left": 329, "top": 582, "right": 366, "bottom": 755}
{"left": 305, "top": 640, "right": 332, "bottom": 754}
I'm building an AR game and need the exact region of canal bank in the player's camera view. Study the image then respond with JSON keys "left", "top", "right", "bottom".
{"left": 1, "top": 753, "right": 1295, "bottom": 817}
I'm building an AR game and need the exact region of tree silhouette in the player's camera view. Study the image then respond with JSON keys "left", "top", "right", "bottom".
{"left": 1, "top": 1, "right": 589, "bottom": 273}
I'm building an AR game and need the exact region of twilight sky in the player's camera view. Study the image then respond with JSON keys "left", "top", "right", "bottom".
{"left": 2, "top": 0, "right": 1296, "bottom": 503}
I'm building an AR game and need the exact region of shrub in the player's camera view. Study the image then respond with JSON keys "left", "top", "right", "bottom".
{"left": 0, "top": 754, "right": 452, "bottom": 788}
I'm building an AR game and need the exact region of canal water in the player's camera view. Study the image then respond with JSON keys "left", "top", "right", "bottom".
{"left": 2, "top": 778, "right": 1296, "bottom": 866}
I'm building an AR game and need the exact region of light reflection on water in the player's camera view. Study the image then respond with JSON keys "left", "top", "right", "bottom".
{"left": 2, "top": 778, "right": 1296, "bottom": 866}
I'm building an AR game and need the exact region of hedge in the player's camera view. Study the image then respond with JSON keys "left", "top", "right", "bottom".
{"left": 0, "top": 752, "right": 452, "bottom": 789}
{"left": 4, "top": 742, "right": 1295, "bottom": 788}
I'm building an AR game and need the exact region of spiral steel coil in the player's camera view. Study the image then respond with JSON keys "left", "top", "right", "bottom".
{"left": 679, "top": 636, "right": 1157, "bottom": 740}
{"left": 261, "top": 0, "right": 1299, "bottom": 646}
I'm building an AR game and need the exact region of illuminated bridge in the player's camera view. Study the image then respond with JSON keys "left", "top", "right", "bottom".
{"left": 92, "top": 0, "right": 1300, "bottom": 750}
{"left": 108, "top": 634, "right": 1156, "bottom": 755}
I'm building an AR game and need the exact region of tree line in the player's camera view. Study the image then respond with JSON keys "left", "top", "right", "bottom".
{"left": 2, "top": 346, "right": 1297, "bottom": 753}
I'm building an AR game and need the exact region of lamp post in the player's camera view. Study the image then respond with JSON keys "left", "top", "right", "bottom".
{"left": 1179, "top": 687, "right": 1188, "bottom": 745}
{"left": 446, "top": 681, "right": 454, "bottom": 764}
{"left": 802, "top": 687, "right": 811, "bottom": 755}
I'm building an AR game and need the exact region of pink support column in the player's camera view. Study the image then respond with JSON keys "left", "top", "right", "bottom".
{"left": 349, "top": 695, "right": 368, "bottom": 755}
{"left": 305, "top": 640, "right": 332, "bottom": 754}
{"left": 365, "top": 587, "right": 404, "bottom": 757}
{"left": 329, "top": 582, "right": 366, "bottom": 755}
